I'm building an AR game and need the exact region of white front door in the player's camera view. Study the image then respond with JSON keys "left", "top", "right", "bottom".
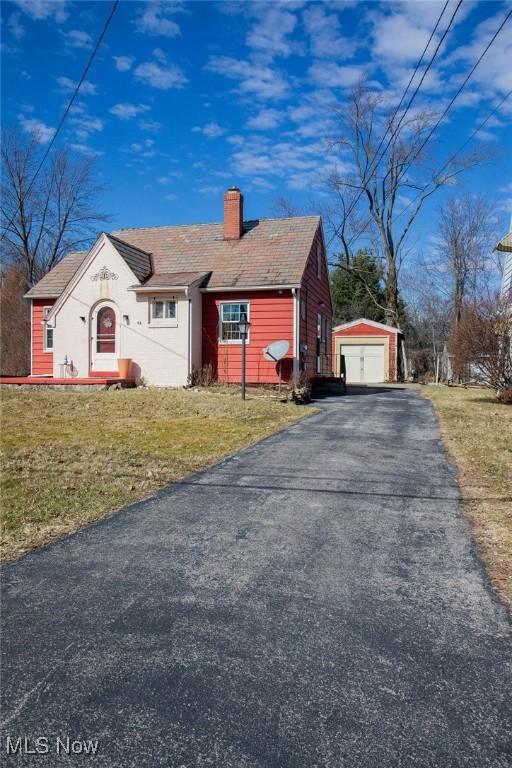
{"left": 91, "top": 303, "right": 118, "bottom": 372}
{"left": 342, "top": 344, "right": 385, "bottom": 383}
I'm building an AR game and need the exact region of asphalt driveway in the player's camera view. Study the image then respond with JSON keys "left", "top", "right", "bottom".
{"left": 1, "top": 387, "right": 511, "bottom": 767}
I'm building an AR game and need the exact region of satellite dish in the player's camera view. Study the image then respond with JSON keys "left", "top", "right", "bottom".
{"left": 263, "top": 339, "right": 289, "bottom": 362}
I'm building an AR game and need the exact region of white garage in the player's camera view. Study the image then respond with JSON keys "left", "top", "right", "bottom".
{"left": 341, "top": 343, "right": 385, "bottom": 383}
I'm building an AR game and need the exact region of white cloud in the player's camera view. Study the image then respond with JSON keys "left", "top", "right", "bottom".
{"left": 246, "top": 5, "right": 298, "bottom": 60}
{"left": 198, "top": 185, "right": 222, "bottom": 195}
{"left": 164, "top": 193, "right": 178, "bottom": 201}
{"left": 152, "top": 47, "right": 167, "bottom": 63}
{"left": 18, "top": 115, "right": 54, "bottom": 143}
{"left": 135, "top": 1, "right": 183, "bottom": 38}
{"left": 64, "top": 29, "right": 92, "bottom": 49}
{"left": 69, "top": 143, "right": 103, "bottom": 157}
{"left": 227, "top": 135, "right": 245, "bottom": 146}
{"left": 134, "top": 61, "right": 187, "bottom": 90}
{"left": 206, "top": 56, "right": 289, "bottom": 100}
{"left": 8, "top": 13, "right": 25, "bottom": 40}
{"left": 449, "top": 11, "right": 512, "bottom": 96}
{"left": 69, "top": 114, "right": 104, "bottom": 141}
{"left": 302, "top": 5, "right": 355, "bottom": 60}
{"left": 309, "top": 62, "right": 364, "bottom": 88}
{"left": 247, "top": 108, "right": 284, "bottom": 130}
{"left": 109, "top": 103, "right": 150, "bottom": 120}
{"left": 15, "top": 0, "right": 68, "bottom": 23}
{"left": 192, "top": 121, "right": 226, "bottom": 138}
{"left": 139, "top": 118, "right": 162, "bottom": 132}
{"left": 57, "top": 76, "right": 97, "bottom": 96}
{"left": 113, "top": 55, "right": 135, "bottom": 72}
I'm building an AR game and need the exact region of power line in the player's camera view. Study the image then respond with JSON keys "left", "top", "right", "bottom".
{"left": 1, "top": 0, "right": 119, "bottom": 241}
{"left": 400, "top": 4, "right": 512, "bottom": 182}
{"left": 332, "top": 5, "right": 512, "bottom": 255}
{"left": 330, "top": 0, "right": 460, "bottom": 246}
{"left": 394, "top": 88, "right": 512, "bottom": 225}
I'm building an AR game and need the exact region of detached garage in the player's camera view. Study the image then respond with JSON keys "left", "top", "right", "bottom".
{"left": 332, "top": 319, "right": 402, "bottom": 383}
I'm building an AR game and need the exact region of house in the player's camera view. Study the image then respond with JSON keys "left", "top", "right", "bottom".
{"left": 332, "top": 318, "right": 402, "bottom": 384}
{"left": 495, "top": 229, "right": 512, "bottom": 301}
{"left": 23, "top": 188, "right": 333, "bottom": 387}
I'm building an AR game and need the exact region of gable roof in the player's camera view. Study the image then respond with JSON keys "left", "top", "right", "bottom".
{"left": 105, "top": 234, "right": 152, "bottom": 281}
{"left": 112, "top": 216, "right": 320, "bottom": 290}
{"left": 495, "top": 232, "right": 512, "bottom": 253}
{"left": 332, "top": 318, "right": 402, "bottom": 334}
{"left": 24, "top": 251, "right": 88, "bottom": 299}
{"left": 25, "top": 215, "right": 321, "bottom": 299}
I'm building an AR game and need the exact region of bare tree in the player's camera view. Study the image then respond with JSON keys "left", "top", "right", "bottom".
{"left": 1, "top": 126, "right": 109, "bottom": 286}
{"left": 328, "top": 82, "right": 485, "bottom": 328}
{"left": 0, "top": 265, "right": 31, "bottom": 375}
{"left": 435, "top": 195, "right": 496, "bottom": 325}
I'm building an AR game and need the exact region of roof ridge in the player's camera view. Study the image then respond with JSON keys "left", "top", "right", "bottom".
{"left": 112, "top": 214, "right": 320, "bottom": 234}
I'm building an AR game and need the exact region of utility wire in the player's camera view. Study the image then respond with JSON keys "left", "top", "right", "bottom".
{"left": 333, "top": 6, "right": 512, "bottom": 253}
{"left": 399, "top": 4, "right": 512, "bottom": 182}
{"left": 331, "top": 0, "right": 459, "bottom": 244}
{"left": 394, "top": 87, "right": 512, "bottom": 225}
{"left": 1, "top": 0, "right": 119, "bottom": 241}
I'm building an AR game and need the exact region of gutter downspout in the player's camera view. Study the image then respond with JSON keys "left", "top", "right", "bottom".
{"left": 187, "top": 289, "right": 192, "bottom": 381}
{"left": 292, "top": 288, "right": 300, "bottom": 379}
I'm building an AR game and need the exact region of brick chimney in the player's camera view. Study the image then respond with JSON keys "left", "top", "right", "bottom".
{"left": 223, "top": 187, "right": 244, "bottom": 240}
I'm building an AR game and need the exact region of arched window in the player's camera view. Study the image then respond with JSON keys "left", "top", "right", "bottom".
{"left": 96, "top": 306, "right": 116, "bottom": 353}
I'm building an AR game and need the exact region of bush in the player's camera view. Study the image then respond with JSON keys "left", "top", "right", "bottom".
{"left": 187, "top": 364, "right": 217, "bottom": 388}
{"left": 449, "top": 295, "right": 512, "bottom": 400}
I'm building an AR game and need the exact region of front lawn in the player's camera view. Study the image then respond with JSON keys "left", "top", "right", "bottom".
{"left": 423, "top": 385, "right": 512, "bottom": 607}
{"left": 1, "top": 388, "right": 314, "bottom": 562}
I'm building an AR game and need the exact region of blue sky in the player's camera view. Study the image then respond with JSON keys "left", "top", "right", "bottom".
{"left": 1, "top": 0, "right": 511, "bottom": 262}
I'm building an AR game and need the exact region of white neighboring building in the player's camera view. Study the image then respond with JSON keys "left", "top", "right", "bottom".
{"left": 496, "top": 230, "right": 512, "bottom": 302}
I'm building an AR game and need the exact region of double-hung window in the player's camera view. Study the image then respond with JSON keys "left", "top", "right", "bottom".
{"left": 220, "top": 302, "right": 249, "bottom": 343}
{"left": 151, "top": 299, "right": 177, "bottom": 324}
{"left": 43, "top": 306, "right": 54, "bottom": 351}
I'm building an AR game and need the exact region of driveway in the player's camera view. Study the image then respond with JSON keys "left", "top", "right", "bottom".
{"left": 1, "top": 387, "right": 511, "bottom": 767}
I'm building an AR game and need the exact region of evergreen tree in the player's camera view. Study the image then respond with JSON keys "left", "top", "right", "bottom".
{"left": 330, "top": 250, "right": 387, "bottom": 325}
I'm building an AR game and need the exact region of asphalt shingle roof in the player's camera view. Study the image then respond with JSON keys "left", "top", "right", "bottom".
{"left": 24, "top": 251, "right": 88, "bottom": 298}
{"left": 26, "top": 215, "right": 321, "bottom": 298}
{"left": 131, "top": 271, "right": 211, "bottom": 289}
{"left": 112, "top": 216, "right": 320, "bottom": 289}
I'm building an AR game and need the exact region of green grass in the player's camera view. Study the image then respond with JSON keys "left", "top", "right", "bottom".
{"left": 423, "top": 385, "right": 512, "bottom": 607}
{"left": 1, "top": 388, "right": 314, "bottom": 562}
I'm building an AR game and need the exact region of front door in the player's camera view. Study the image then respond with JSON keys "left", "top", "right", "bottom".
{"left": 91, "top": 303, "right": 118, "bottom": 372}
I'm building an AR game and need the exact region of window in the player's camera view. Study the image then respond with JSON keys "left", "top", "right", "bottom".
{"left": 43, "top": 306, "right": 53, "bottom": 351}
{"left": 317, "top": 243, "right": 322, "bottom": 279}
{"left": 151, "top": 299, "right": 177, "bottom": 324}
{"left": 44, "top": 325, "right": 54, "bottom": 352}
{"left": 220, "top": 302, "right": 249, "bottom": 343}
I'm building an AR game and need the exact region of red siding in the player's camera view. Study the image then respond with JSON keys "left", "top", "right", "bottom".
{"left": 332, "top": 321, "right": 400, "bottom": 382}
{"left": 32, "top": 299, "right": 54, "bottom": 375}
{"left": 202, "top": 290, "right": 294, "bottom": 383}
{"left": 299, "top": 226, "right": 333, "bottom": 378}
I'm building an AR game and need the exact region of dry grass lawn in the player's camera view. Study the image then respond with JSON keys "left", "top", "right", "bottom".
{"left": 1, "top": 388, "right": 314, "bottom": 562}
{"left": 423, "top": 385, "right": 512, "bottom": 607}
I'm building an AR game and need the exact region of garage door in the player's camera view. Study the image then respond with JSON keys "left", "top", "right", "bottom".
{"left": 341, "top": 344, "right": 385, "bottom": 383}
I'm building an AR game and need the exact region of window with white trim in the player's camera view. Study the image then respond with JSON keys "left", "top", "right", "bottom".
{"left": 220, "top": 302, "right": 249, "bottom": 343}
{"left": 150, "top": 299, "right": 177, "bottom": 324}
{"left": 43, "top": 306, "right": 54, "bottom": 351}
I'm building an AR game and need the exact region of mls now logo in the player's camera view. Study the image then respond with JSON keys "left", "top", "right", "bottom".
{"left": 5, "top": 736, "right": 99, "bottom": 755}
